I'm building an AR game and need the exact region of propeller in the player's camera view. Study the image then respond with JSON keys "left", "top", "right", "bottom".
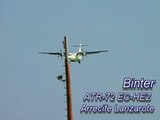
{"left": 82, "top": 49, "right": 86, "bottom": 57}
{"left": 57, "top": 50, "right": 63, "bottom": 59}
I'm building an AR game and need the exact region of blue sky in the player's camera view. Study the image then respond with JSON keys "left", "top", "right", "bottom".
{"left": 0, "top": 0, "right": 160, "bottom": 120}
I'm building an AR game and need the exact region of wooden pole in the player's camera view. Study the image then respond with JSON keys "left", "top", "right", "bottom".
{"left": 64, "top": 36, "right": 73, "bottom": 120}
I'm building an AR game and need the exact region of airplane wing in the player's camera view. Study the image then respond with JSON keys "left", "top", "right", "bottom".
{"left": 85, "top": 50, "right": 109, "bottom": 55}
{"left": 39, "top": 52, "right": 62, "bottom": 56}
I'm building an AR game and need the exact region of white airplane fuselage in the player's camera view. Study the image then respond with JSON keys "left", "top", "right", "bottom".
{"left": 68, "top": 53, "right": 83, "bottom": 63}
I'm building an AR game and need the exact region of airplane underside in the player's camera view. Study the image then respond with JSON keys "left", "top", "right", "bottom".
{"left": 68, "top": 55, "right": 82, "bottom": 64}
{"left": 69, "top": 59, "right": 81, "bottom": 64}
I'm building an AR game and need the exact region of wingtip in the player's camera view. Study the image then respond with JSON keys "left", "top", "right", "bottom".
{"left": 39, "top": 52, "right": 47, "bottom": 54}
{"left": 39, "top": 52, "right": 43, "bottom": 54}
{"left": 102, "top": 50, "right": 109, "bottom": 52}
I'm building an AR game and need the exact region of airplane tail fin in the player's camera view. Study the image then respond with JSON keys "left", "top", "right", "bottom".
{"left": 72, "top": 44, "right": 89, "bottom": 52}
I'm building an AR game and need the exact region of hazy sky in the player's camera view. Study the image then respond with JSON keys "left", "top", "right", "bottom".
{"left": 0, "top": 0, "right": 160, "bottom": 120}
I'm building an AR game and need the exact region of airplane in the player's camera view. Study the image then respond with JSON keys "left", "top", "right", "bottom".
{"left": 39, "top": 44, "right": 108, "bottom": 64}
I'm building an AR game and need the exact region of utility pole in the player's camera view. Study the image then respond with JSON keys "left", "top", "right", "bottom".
{"left": 63, "top": 36, "right": 73, "bottom": 120}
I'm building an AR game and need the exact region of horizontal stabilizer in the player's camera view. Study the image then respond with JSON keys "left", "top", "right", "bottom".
{"left": 72, "top": 44, "right": 89, "bottom": 47}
